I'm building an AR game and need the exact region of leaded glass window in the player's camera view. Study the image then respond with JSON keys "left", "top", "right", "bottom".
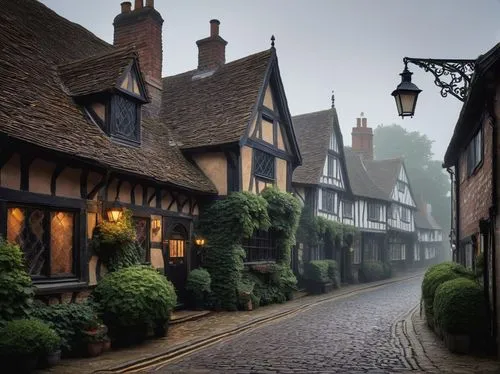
{"left": 7, "top": 206, "right": 76, "bottom": 278}
{"left": 133, "top": 217, "right": 150, "bottom": 262}
{"left": 111, "top": 94, "right": 139, "bottom": 143}
{"left": 253, "top": 149, "right": 275, "bottom": 180}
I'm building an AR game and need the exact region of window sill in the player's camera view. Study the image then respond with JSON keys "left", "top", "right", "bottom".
{"left": 34, "top": 281, "right": 88, "bottom": 295}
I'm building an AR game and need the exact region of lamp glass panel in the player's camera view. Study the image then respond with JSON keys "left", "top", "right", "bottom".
{"left": 399, "top": 92, "right": 417, "bottom": 115}
{"left": 107, "top": 209, "right": 122, "bottom": 222}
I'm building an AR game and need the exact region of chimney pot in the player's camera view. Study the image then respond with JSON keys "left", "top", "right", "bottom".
{"left": 145, "top": 0, "right": 154, "bottom": 7}
{"left": 121, "top": 1, "right": 131, "bottom": 13}
{"left": 362, "top": 118, "right": 367, "bottom": 127}
{"left": 356, "top": 118, "right": 361, "bottom": 127}
{"left": 210, "top": 19, "right": 220, "bottom": 37}
{"left": 135, "top": 0, "right": 143, "bottom": 10}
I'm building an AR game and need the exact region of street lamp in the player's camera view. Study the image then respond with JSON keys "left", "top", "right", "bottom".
{"left": 106, "top": 200, "right": 123, "bottom": 223}
{"left": 391, "top": 62, "right": 422, "bottom": 118}
{"left": 391, "top": 57, "right": 476, "bottom": 118}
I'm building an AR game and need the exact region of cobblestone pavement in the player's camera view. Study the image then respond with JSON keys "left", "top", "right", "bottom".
{"left": 149, "top": 277, "right": 423, "bottom": 373}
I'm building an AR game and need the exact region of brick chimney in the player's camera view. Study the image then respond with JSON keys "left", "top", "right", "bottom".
{"left": 196, "top": 19, "right": 227, "bottom": 71}
{"left": 351, "top": 112, "right": 373, "bottom": 160}
{"left": 113, "top": 1, "right": 163, "bottom": 117}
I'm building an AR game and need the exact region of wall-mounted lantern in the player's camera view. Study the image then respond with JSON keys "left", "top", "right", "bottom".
{"left": 195, "top": 236, "right": 206, "bottom": 247}
{"left": 106, "top": 200, "right": 123, "bottom": 223}
{"left": 152, "top": 218, "right": 161, "bottom": 232}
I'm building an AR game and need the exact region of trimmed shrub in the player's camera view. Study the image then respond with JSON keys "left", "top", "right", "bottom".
{"left": 359, "top": 261, "right": 384, "bottom": 282}
{"left": 32, "top": 302, "right": 100, "bottom": 354}
{"left": 421, "top": 262, "right": 474, "bottom": 323}
{"left": 325, "top": 260, "right": 340, "bottom": 288}
{"left": 304, "top": 261, "right": 330, "bottom": 283}
{"left": 0, "top": 319, "right": 60, "bottom": 357}
{"left": 91, "top": 265, "right": 177, "bottom": 344}
{"left": 0, "top": 237, "right": 34, "bottom": 323}
{"left": 186, "top": 268, "right": 211, "bottom": 309}
{"left": 433, "top": 277, "right": 486, "bottom": 337}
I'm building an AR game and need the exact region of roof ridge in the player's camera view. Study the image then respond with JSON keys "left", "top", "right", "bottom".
{"left": 57, "top": 45, "right": 136, "bottom": 69}
{"left": 292, "top": 107, "right": 333, "bottom": 119}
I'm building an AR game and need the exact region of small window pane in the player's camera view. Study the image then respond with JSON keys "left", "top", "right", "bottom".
{"left": 254, "top": 150, "right": 275, "bottom": 180}
{"left": 169, "top": 239, "right": 185, "bottom": 258}
{"left": 50, "top": 212, "right": 74, "bottom": 276}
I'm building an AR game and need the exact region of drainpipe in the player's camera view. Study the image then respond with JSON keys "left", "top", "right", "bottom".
{"left": 445, "top": 166, "right": 457, "bottom": 262}
{"left": 488, "top": 107, "right": 497, "bottom": 347}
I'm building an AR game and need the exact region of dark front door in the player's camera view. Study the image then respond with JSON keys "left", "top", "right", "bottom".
{"left": 163, "top": 220, "right": 189, "bottom": 304}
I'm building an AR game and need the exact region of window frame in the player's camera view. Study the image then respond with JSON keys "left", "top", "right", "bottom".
{"left": 397, "top": 180, "right": 405, "bottom": 193}
{"left": 343, "top": 201, "right": 353, "bottom": 219}
{"left": 367, "top": 203, "right": 381, "bottom": 222}
{"left": 253, "top": 149, "right": 275, "bottom": 181}
{"left": 467, "top": 128, "right": 483, "bottom": 177}
{"left": 401, "top": 207, "right": 410, "bottom": 223}
{"left": 321, "top": 189, "right": 336, "bottom": 214}
{"left": 6, "top": 203, "right": 80, "bottom": 282}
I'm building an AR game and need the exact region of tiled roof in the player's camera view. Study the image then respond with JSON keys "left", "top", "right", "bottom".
{"left": 161, "top": 49, "right": 273, "bottom": 149}
{"left": 292, "top": 109, "right": 333, "bottom": 185}
{"left": 0, "top": 0, "right": 216, "bottom": 193}
{"left": 363, "top": 158, "right": 403, "bottom": 199}
{"left": 414, "top": 210, "right": 441, "bottom": 230}
{"left": 344, "top": 148, "right": 388, "bottom": 201}
{"left": 58, "top": 46, "right": 143, "bottom": 98}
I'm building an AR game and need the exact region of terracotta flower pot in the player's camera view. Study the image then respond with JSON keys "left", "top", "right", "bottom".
{"left": 102, "top": 339, "right": 112, "bottom": 352}
{"left": 87, "top": 341, "right": 104, "bottom": 357}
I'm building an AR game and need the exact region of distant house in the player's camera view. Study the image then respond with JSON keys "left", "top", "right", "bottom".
{"left": 291, "top": 97, "right": 354, "bottom": 280}
{"left": 0, "top": 0, "right": 301, "bottom": 302}
{"left": 442, "top": 41, "right": 500, "bottom": 354}
{"left": 414, "top": 202, "right": 443, "bottom": 265}
{"left": 347, "top": 114, "right": 418, "bottom": 270}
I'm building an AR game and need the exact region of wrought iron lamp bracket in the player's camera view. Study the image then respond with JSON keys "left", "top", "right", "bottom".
{"left": 403, "top": 57, "right": 476, "bottom": 102}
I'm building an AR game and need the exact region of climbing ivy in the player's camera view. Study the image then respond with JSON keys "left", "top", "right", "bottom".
{"left": 91, "top": 209, "right": 143, "bottom": 272}
{"left": 199, "top": 192, "right": 270, "bottom": 310}
{"left": 200, "top": 188, "right": 301, "bottom": 311}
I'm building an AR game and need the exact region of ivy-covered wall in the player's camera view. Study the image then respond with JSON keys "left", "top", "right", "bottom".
{"left": 198, "top": 187, "right": 301, "bottom": 311}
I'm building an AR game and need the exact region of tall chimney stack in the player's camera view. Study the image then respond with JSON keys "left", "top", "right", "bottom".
{"left": 113, "top": 0, "right": 164, "bottom": 117}
{"left": 196, "top": 19, "right": 227, "bottom": 71}
{"left": 351, "top": 112, "right": 373, "bottom": 160}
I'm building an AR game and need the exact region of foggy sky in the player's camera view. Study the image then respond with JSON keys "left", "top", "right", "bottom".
{"left": 40, "top": 0, "right": 500, "bottom": 160}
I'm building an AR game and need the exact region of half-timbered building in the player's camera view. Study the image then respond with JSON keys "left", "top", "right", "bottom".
{"left": 291, "top": 97, "right": 353, "bottom": 279}
{"left": 0, "top": 0, "right": 301, "bottom": 301}
{"left": 414, "top": 202, "right": 443, "bottom": 265}
{"left": 160, "top": 22, "right": 301, "bottom": 265}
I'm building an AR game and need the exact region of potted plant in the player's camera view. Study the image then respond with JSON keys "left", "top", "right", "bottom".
{"left": 0, "top": 318, "right": 60, "bottom": 373}
{"left": 82, "top": 324, "right": 108, "bottom": 357}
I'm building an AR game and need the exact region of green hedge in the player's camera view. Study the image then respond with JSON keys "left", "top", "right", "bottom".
{"left": 304, "top": 260, "right": 339, "bottom": 287}
{"left": 32, "top": 302, "right": 100, "bottom": 354}
{"left": 0, "top": 238, "right": 34, "bottom": 323}
{"left": 92, "top": 265, "right": 177, "bottom": 344}
{"left": 359, "top": 261, "right": 385, "bottom": 282}
{"left": 0, "top": 319, "right": 60, "bottom": 357}
{"left": 421, "top": 262, "right": 474, "bottom": 323}
{"left": 433, "top": 277, "right": 486, "bottom": 337}
{"left": 186, "top": 268, "right": 211, "bottom": 309}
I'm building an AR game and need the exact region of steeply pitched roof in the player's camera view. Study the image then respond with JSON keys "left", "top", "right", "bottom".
{"left": 415, "top": 210, "right": 441, "bottom": 230}
{"left": 292, "top": 109, "right": 333, "bottom": 185}
{"left": 161, "top": 50, "right": 273, "bottom": 149}
{"left": 444, "top": 42, "right": 500, "bottom": 167}
{"left": 292, "top": 107, "right": 351, "bottom": 194}
{"left": 344, "top": 148, "right": 388, "bottom": 201}
{"left": 363, "top": 158, "right": 403, "bottom": 198}
{"left": 58, "top": 46, "right": 144, "bottom": 99}
{"left": 0, "top": 0, "right": 216, "bottom": 193}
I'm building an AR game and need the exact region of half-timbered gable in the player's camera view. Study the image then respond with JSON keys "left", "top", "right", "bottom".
{"left": 414, "top": 203, "right": 443, "bottom": 264}
{"left": 0, "top": 0, "right": 217, "bottom": 301}
{"left": 365, "top": 159, "right": 417, "bottom": 233}
{"left": 162, "top": 34, "right": 301, "bottom": 197}
{"left": 292, "top": 101, "right": 353, "bottom": 226}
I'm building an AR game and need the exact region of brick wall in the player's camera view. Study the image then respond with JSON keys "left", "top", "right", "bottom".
{"left": 458, "top": 114, "right": 494, "bottom": 238}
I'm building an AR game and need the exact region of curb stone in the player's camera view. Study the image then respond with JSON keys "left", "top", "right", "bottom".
{"left": 97, "top": 272, "right": 424, "bottom": 373}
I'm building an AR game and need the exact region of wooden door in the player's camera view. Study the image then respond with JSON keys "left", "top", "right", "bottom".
{"left": 163, "top": 220, "right": 189, "bottom": 303}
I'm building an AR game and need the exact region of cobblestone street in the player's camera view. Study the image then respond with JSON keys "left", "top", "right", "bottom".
{"left": 148, "top": 277, "right": 423, "bottom": 373}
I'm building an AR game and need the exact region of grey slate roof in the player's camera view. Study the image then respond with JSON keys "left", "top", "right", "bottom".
{"left": 292, "top": 107, "right": 352, "bottom": 194}
{"left": 415, "top": 210, "right": 441, "bottom": 230}
{"left": 344, "top": 148, "right": 388, "bottom": 201}
{"left": 363, "top": 158, "right": 403, "bottom": 199}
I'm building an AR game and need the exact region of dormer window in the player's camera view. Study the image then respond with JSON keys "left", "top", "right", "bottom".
{"left": 60, "top": 52, "right": 149, "bottom": 146}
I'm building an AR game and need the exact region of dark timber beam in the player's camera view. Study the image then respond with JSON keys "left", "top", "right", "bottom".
{"left": 50, "top": 164, "right": 66, "bottom": 196}
{"left": 87, "top": 171, "right": 109, "bottom": 200}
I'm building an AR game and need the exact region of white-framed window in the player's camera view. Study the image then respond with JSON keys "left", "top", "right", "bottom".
{"left": 368, "top": 204, "right": 381, "bottom": 221}
{"left": 390, "top": 242, "right": 406, "bottom": 261}
{"left": 401, "top": 207, "right": 410, "bottom": 223}
{"left": 414, "top": 244, "right": 420, "bottom": 261}
{"left": 467, "top": 128, "right": 483, "bottom": 176}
